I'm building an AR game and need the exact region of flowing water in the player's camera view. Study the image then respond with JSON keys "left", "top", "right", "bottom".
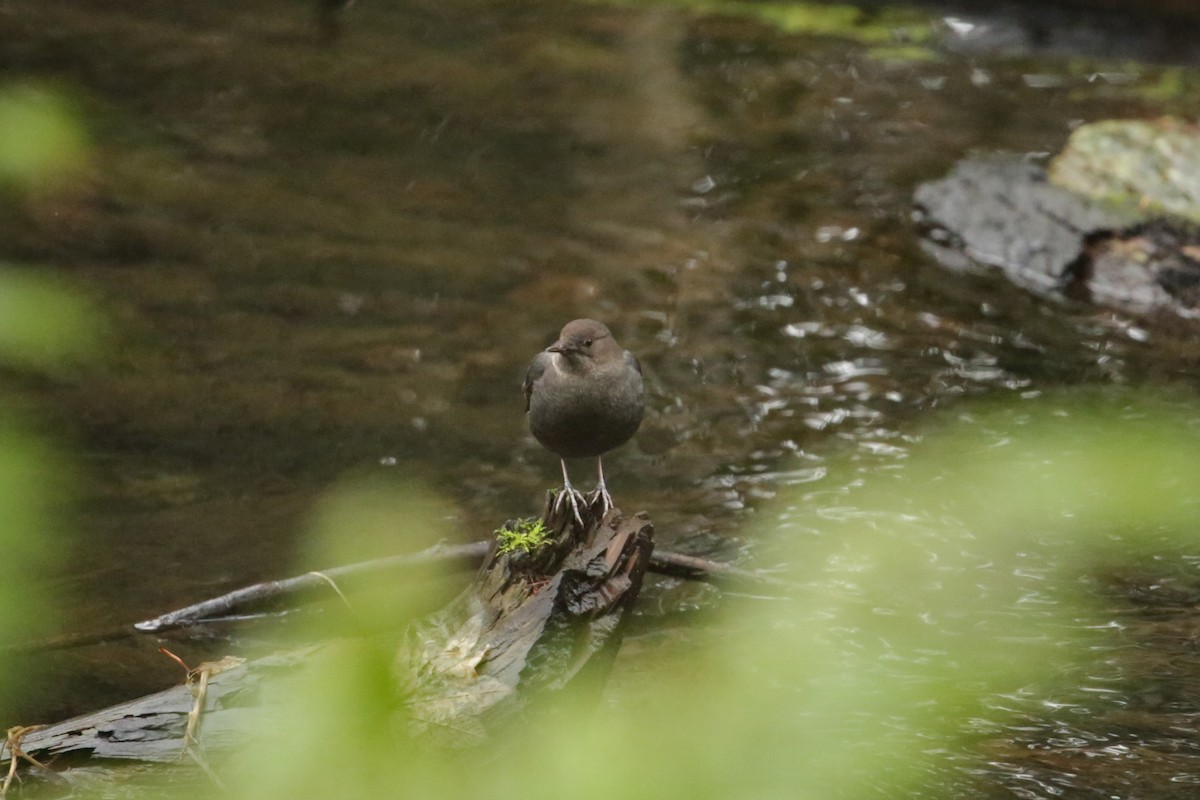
{"left": 4, "top": 0, "right": 1200, "bottom": 795}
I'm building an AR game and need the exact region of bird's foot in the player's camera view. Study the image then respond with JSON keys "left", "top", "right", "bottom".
{"left": 591, "top": 457, "right": 616, "bottom": 519}
{"left": 586, "top": 484, "right": 615, "bottom": 519}
{"left": 553, "top": 486, "right": 586, "bottom": 530}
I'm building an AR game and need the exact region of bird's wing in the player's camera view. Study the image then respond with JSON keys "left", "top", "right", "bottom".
{"left": 624, "top": 350, "right": 643, "bottom": 376}
{"left": 523, "top": 352, "right": 549, "bottom": 412}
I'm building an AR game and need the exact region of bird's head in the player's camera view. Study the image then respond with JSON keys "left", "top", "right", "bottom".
{"left": 547, "top": 318, "right": 616, "bottom": 362}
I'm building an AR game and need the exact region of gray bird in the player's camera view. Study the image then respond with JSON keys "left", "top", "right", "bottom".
{"left": 524, "top": 319, "right": 645, "bottom": 526}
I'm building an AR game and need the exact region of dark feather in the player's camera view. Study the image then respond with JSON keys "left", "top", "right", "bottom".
{"left": 523, "top": 352, "right": 549, "bottom": 412}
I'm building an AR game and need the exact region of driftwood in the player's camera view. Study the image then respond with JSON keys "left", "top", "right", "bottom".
{"left": 4, "top": 494, "right": 655, "bottom": 773}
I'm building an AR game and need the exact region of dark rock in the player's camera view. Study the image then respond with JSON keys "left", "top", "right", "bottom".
{"left": 1085, "top": 221, "right": 1200, "bottom": 315}
{"left": 914, "top": 157, "right": 1138, "bottom": 293}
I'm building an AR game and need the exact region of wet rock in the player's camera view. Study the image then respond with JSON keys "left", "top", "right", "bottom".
{"left": 915, "top": 150, "right": 1200, "bottom": 319}
{"left": 914, "top": 157, "right": 1138, "bottom": 293}
{"left": 1085, "top": 221, "right": 1200, "bottom": 314}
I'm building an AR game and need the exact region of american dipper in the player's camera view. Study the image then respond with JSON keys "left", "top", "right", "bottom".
{"left": 524, "top": 319, "right": 644, "bottom": 525}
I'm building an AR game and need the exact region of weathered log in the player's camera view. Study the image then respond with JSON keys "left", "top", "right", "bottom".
{"left": 4, "top": 496, "right": 654, "bottom": 772}
{"left": 398, "top": 491, "right": 654, "bottom": 745}
{"left": 10, "top": 651, "right": 303, "bottom": 765}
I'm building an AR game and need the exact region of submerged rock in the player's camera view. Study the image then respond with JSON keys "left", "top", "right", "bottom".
{"left": 914, "top": 120, "right": 1200, "bottom": 319}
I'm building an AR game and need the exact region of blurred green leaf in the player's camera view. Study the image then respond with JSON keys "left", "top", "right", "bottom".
{"left": 225, "top": 640, "right": 411, "bottom": 800}
{"left": 300, "top": 475, "right": 457, "bottom": 566}
{"left": 0, "top": 83, "right": 88, "bottom": 190}
{"left": 219, "top": 393, "right": 1200, "bottom": 800}
{"left": 0, "top": 426, "right": 62, "bottom": 716}
{"left": 294, "top": 476, "right": 459, "bottom": 635}
{"left": 0, "top": 267, "right": 102, "bottom": 368}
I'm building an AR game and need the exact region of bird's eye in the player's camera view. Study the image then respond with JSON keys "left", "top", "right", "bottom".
{"left": 583, "top": 338, "right": 593, "bottom": 347}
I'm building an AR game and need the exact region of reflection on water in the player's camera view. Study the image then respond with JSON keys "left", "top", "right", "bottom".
{"left": 4, "top": 0, "right": 1200, "bottom": 795}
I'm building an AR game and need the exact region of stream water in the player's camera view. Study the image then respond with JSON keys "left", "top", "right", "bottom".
{"left": 4, "top": 0, "right": 1200, "bottom": 796}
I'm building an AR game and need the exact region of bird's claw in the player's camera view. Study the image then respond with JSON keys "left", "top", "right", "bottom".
{"left": 554, "top": 487, "right": 586, "bottom": 530}
{"left": 593, "top": 486, "right": 614, "bottom": 518}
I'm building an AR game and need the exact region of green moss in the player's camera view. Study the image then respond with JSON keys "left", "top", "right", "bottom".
{"left": 866, "top": 44, "right": 941, "bottom": 64}
{"left": 749, "top": 3, "right": 922, "bottom": 44}
{"left": 1049, "top": 117, "right": 1200, "bottom": 222}
{"left": 596, "top": 0, "right": 934, "bottom": 50}
{"left": 1132, "top": 66, "right": 1200, "bottom": 106}
{"left": 495, "top": 517, "right": 553, "bottom": 555}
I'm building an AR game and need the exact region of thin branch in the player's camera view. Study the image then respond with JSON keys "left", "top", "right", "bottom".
{"left": 3, "top": 538, "right": 788, "bottom": 655}
{"left": 133, "top": 541, "right": 490, "bottom": 633}
{"left": 648, "top": 549, "right": 794, "bottom": 588}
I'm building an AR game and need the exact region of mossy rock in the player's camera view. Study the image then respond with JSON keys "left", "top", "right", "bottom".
{"left": 1050, "top": 118, "right": 1200, "bottom": 223}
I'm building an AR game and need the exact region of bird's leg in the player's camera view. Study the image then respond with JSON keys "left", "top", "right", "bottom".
{"left": 554, "top": 458, "right": 585, "bottom": 529}
{"left": 594, "top": 456, "right": 614, "bottom": 516}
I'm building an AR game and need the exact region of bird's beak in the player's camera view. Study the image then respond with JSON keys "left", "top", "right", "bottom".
{"left": 547, "top": 339, "right": 576, "bottom": 355}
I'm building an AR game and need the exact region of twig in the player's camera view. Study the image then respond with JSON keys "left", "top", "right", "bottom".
{"left": 157, "top": 648, "right": 243, "bottom": 790}
{"left": 1, "top": 726, "right": 47, "bottom": 798}
{"left": 307, "top": 571, "right": 353, "bottom": 611}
